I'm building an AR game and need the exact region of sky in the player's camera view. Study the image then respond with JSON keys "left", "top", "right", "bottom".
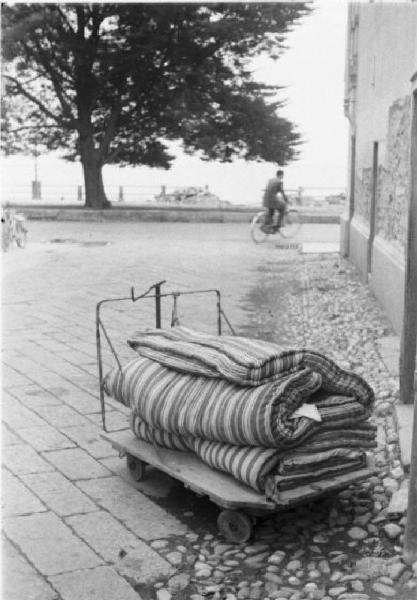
{"left": 2, "top": 1, "right": 350, "bottom": 206}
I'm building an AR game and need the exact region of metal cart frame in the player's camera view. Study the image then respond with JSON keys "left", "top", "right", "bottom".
{"left": 96, "top": 280, "right": 234, "bottom": 432}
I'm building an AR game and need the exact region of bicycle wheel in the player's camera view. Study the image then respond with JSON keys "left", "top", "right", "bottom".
{"left": 2, "top": 221, "right": 11, "bottom": 252}
{"left": 250, "top": 212, "right": 269, "bottom": 244}
{"left": 15, "top": 222, "right": 27, "bottom": 248}
{"left": 279, "top": 209, "right": 302, "bottom": 238}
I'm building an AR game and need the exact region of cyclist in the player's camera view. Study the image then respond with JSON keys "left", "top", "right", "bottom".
{"left": 261, "top": 169, "right": 289, "bottom": 233}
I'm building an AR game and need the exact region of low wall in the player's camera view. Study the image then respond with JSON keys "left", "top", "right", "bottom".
{"left": 370, "top": 235, "right": 405, "bottom": 334}
{"left": 347, "top": 214, "right": 405, "bottom": 334}
{"left": 349, "top": 216, "right": 370, "bottom": 282}
{"left": 10, "top": 204, "right": 341, "bottom": 224}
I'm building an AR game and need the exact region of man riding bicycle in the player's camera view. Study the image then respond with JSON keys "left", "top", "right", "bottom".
{"left": 261, "top": 169, "right": 288, "bottom": 233}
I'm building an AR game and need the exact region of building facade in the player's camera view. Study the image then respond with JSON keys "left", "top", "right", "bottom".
{"left": 341, "top": 2, "right": 417, "bottom": 333}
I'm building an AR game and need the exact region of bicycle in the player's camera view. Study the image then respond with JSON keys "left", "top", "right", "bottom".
{"left": 1, "top": 208, "right": 28, "bottom": 252}
{"left": 250, "top": 206, "right": 302, "bottom": 244}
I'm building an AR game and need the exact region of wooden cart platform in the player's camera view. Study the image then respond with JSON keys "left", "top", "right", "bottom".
{"left": 102, "top": 430, "right": 375, "bottom": 542}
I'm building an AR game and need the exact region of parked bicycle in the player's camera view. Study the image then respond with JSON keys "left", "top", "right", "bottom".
{"left": 1, "top": 207, "right": 28, "bottom": 251}
{"left": 250, "top": 205, "right": 302, "bottom": 244}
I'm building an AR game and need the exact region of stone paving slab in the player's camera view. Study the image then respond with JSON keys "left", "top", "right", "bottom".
{"left": 47, "top": 382, "right": 97, "bottom": 403}
{"left": 60, "top": 424, "right": 116, "bottom": 458}
{"left": 21, "top": 368, "right": 90, "bottom": 391}
{"left": 17, "top": 424, "right": 76, "bottom": 451}
{"left": 388, "top": 478, "right": 410, "bottom": 515}
{"left": 3, "top": 352, "right": 53, "bottom": 375}
{"left": 3, "top": 442, "right": 55, "bottom": 475}
{"left": 394, "top": 402, "right": 414, "bottom": 472}
{"left": 86, "top": 410, "right": 131, "bottom": 432}
{"left": 3, "top": 512, "right": 103, "bottom": 576}
{"left": 2, "top": 422, "right": 23, "bottom": 445}
{"left": 2, "top": 537, "right": 58, "bottom": 600}
{"left": 2, "top": 364, "right": 35, "bottom": 387}
{"left": 65, "top": 511, "right": 174, "bottom": 583}
{"left": 2, "top": 469, "right": 47, "bottom": 517}
{"left": 49, "top": 565, "right": 143, "bottom": 600}
{"left": 67, "top": 374, "right": 100, "bottom": 396}
{"left": 2, "top": 392, "right": 48, "bottom": 429}
{"left": 377, "top": 335, "right": 400, "bottom": 354}
{"left": 77, "top": 476, "right": 188, "bottom": 539}
{"left": 44, "top": 447, "right": 113, "bottom": 480}
{"left": 37, "top": 337, "right": 77, "bottom": 353}
{"left": 50, "top": 388, "right": 99, "bottom": 415}
{"left": 22, "top": 471, "right": 99, "bottom": 516}
{"left": 10, "top": 383, "right": 63, "bottom": 408}
{"left": 31, "top": 404, "right": 93, "bottom": 428}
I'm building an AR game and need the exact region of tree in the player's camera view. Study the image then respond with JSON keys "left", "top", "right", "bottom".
{"left": 2, "top": 3, "right": 311, "bottom": 208}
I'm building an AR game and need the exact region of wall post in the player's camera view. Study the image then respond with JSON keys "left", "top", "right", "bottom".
{"left": 402, "top": 78, "right": 417, "bottom": 564}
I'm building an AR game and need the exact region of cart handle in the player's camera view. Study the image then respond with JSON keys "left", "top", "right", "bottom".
{"left": 96, "top": 283, "right": 235, "bottom": 431}
{"left": 131, "top": 280, "right": 166, "bottom": 303}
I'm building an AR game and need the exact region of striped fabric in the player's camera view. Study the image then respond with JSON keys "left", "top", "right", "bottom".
{"left": 105, "top": 354, "right": 373, "bottom": 449}
{"left": 129, "top": 413, "right": 369, "bottom": 493}
{"left": 103, "top": 328, "right": 376, "bottom": 495}
{"left": 127, "top": 327, "right": 375, "bottom": 409}
{"left": 130, "top": 412, "right": 280, "bottom": 491}
{"left": 129, "top": 412, "right": 371, "bottom": 493}
{"left": 127, "top": 326, "right": 306, "bottom": 386}
{"left": 130, "top": 412, "right": 189, "bottom": 451}
{"left": 265, "top": 453, "right": 367, "bottom": 500}
{"left": 106, "top": 357, "right": 322, "bottom": 448}
{"left": 288, "top": 424, "right": 377, "bottom": 452}
{"left": 277, "top": 448, "right": 365, "bottom": 474}
{"left": 190, "top": 438, "right": 280, "bottom": 491}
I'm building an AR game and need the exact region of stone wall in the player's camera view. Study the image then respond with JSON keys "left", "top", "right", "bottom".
{"left": 353, "top": 96, "right": 410, "bottom": 253}
{"left": 376, "top": 96, "right": 411, "bottom": 252}
{"left": 354, "top": 166, "right": 372, "bottom": 221}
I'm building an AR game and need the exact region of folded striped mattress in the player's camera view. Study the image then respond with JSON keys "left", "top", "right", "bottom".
{"left": 104, "top": 327, "right": 375, "bottom": 496}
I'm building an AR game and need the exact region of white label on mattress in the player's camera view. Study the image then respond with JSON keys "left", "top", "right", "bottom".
{"left": 290, "top": 403, "right": 322, "bottom": 422}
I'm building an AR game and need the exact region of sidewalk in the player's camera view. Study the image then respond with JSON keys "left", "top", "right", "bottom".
{"left": 377, "top": 336, "right": 414, "bottom": 471}
{"left": 376, "top": 335, "right": 414, "bottom": 516}
{"left": 2, "top": 221, "right": 416, "bottom": 600}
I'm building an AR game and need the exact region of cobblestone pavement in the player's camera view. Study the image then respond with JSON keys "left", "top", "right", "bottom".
{"left": 2, "top": 221, "right": 416, "bottom": 600}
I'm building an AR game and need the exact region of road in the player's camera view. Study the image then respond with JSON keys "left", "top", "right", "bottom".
{"left": 3, "top": 220, "right": 415, "bottom": 600}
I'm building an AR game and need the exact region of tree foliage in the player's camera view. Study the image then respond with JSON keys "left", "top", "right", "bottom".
{"left": 2, "top": 3, "right": 311, "bottom": 207}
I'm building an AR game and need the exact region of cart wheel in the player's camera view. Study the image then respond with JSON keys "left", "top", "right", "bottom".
{"left": 126, "top": 454, "right": 146, "bottom": 481}
{"left": 217, "top": 510, "right": 254, "bottom": 543}
{"left": 250, "top": 514, "right": 258, "bottom": 526}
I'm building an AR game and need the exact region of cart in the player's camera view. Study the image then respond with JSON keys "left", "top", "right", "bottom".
{"left": 96, "top": 281, "right": 375, "bottom": 543}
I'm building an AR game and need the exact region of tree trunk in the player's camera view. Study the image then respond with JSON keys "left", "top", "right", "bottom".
{"left": 78, "top": 107, "right": 111, "bottom": 208}
{"left": 82, "top": 157, "right": 111, "bottom": 209}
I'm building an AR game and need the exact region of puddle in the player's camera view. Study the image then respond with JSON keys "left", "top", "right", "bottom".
{"left": 49, "top": 238, "right": 110, "bottom": 247}
{"left": 239, "top": 255, "right": 305, "bottom": 344}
